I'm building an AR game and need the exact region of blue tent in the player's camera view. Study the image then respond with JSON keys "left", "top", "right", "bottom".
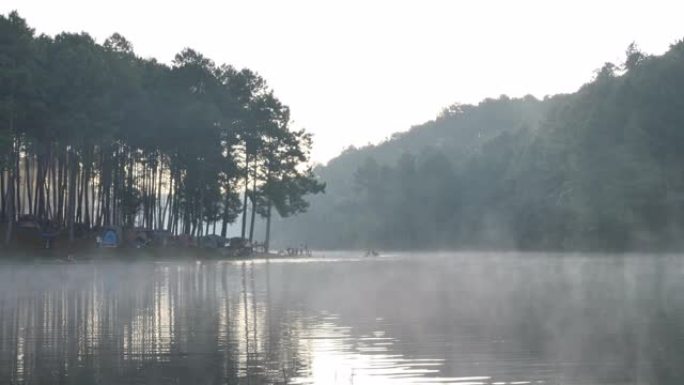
{"left": 101, "top": 227, "right": 120, "bottom": 248}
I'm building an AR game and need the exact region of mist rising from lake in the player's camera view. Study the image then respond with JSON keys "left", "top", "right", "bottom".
{"left": 1, "top": 252, "right": 683, "bottom": 384}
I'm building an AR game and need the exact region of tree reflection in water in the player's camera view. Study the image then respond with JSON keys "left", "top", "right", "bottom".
{"left": 0, "top": 261, "right": 298, "bottom": 384}
{"left": 1, "top": 254, "right": 684, "bottom": 384}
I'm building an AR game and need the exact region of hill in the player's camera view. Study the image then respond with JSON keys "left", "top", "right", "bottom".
{"left": 272, "top": 41, "right": 684, "bottom": 251}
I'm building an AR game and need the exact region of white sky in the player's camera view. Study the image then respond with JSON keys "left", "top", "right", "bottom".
{"left": 3, "top": 0, "right": 684, "bottom": 164}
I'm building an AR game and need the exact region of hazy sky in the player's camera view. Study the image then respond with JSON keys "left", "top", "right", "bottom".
{"left": 3, "top": 0, "right": 683, "bottom": 163}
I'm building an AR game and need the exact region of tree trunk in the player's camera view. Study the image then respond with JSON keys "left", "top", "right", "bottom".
{"left": 4, "top": 138, "right": 17, "bottom": 245}
{"left": 83, "top": 162, "right": 90, "bottom": 228}
{"left": 4, "top": 171, "right": 14, "bottom": 245}
{"left": 67, "top": 148, "right": 77, "bottom": 243}
{"left": 57, "top": 149, "right": 65, "bottom": 226}
{"left": 220, "top": 190, "right": 231, "bottom": 238}
{"left": 240, "top": 153, "right": 249, "bottom": 239}
{"left": 36, "top": 149, "right": 46, "bottom": 221}
{"left": 165, "top": 170, "right": 174, "bottom": 232}
{"left": 264, "top": 199, "right": 272, "bottom": 253}
{"left": 248, "top": 165, "right": 257, "bottom": 243}
{"left": 25, "top": 151, "right": 32, "bottom": 216}
{"left": 156, "top": 161, "right": 164, "bottom": 230}
{"left": 1, "top": 169, "right": 5, "bottom": 220}
{"left": 14, "top": 138, "right": 21, "bottom": 219}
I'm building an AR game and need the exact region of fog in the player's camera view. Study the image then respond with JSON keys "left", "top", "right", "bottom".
{"left": 2, "top": 8, "right": 684, "bottom": 385}
{"left": 1, "top": 253, "right": 683, "bottom": 384}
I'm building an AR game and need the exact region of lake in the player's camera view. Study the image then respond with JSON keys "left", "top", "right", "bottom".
{"left": 1, "top": 252, "right": 683, "bottom": 384}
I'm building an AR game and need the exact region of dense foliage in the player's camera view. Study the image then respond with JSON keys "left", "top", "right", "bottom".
{"left": 0, "top": 12, "right": 323, "bottom": 246}
{"left": 275, "top": 41, "right": 684, "bottom": 251}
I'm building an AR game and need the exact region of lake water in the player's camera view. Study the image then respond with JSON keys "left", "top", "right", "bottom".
{"left": 1, "top": 252, "right": 684, "bottom": 385}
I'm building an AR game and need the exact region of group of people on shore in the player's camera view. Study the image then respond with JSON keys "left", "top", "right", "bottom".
{"left": 280, "top": 244, "right": 312, "bottom": 256}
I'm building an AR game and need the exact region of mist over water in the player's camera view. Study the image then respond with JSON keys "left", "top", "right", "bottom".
{"left": 1, "top": 253, "right": 684, "bottom": 384}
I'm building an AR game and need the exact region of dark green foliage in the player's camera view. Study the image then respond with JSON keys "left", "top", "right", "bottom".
{"left": 0, "top": 12, "right": 322, "bottom": 244}
{"left": 275, "top": 40, "right": 684, "bottom": 251}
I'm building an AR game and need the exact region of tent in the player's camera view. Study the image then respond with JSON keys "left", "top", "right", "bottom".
{"left": 226, "top": 237, "right": 252, "bottom": 257}
{"left": 100, "top": 227, "right": 120, "bottom": 248}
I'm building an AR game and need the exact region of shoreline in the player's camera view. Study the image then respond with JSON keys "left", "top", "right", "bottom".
{"left": 0, "top": 246, "right": 287, "bottom": 263}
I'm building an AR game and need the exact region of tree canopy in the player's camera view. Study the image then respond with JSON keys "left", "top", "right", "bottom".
{"left": 0, "top": 12, "right": 324, "bottom": 247}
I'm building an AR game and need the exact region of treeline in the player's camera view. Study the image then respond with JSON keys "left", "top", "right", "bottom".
{"left": 274, "top": 41, "right": 684, "bottom": 251}
{"left": 0, "top": 12, "right": 323, "bottom": 246}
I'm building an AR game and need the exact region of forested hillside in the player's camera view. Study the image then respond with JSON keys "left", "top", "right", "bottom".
{"left": 273, "top": 41, "right": 684, "bottom": 251}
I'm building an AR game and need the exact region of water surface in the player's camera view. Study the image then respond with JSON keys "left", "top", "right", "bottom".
{"left": 1, "top": 252, "right": 684, "bottom": 384}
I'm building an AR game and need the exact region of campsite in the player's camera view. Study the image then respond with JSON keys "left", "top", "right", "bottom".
{"left": 1, "top": 220, "right": 269, "bottom": 261}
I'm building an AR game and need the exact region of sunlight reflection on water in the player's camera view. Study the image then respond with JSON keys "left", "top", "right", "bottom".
{"left": 1, "top": 252, "right": 684, "bottom": 384}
